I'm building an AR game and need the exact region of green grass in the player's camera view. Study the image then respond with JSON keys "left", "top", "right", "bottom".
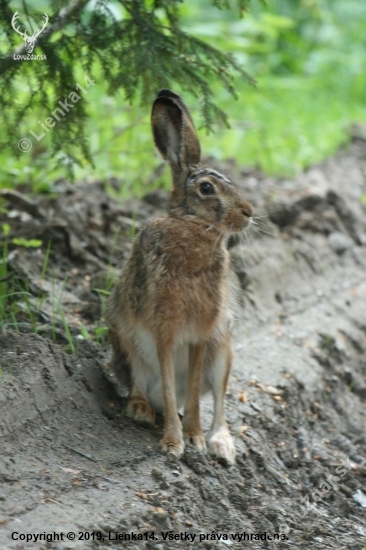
{"left": 0, "top": 228, "right": 115, "bottom": 351}
{"left": 0, "top": 237, "right": 79, "bottom": 353}
{"left": 56, "top": 298, "right": 75, "bottom": 353}
{"left": 201, "top": 74, "right": 365, "bottom": 175}
{"left": 4, "top": 71, "right": 365, "bottom": 197}
{"left": 1, "top": 221, "right": 55, "bottom": 336}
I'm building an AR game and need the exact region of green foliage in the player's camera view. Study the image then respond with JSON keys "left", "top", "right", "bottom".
{"left": 183, "top": 0, "right": 366, "bottom": 175}
{"left": 12, "top": 238, "right": 43, "bottom": 248}
{"left": 94, "top": 325, "right": 109, "bottom": 345}
{"left": 0, "top": 232, "right": 51, "bottom": 332}
{"left": 78, "top": 324, "right": 90, "bottom": 340}
{"left": 0, "top": 0, "right": 254, "bottom": 178}
{"left": 2, "top": 224, "right": 11, "bottom": 236}
{"left": 0, "top": 0, "right": 365, "bottom": 191}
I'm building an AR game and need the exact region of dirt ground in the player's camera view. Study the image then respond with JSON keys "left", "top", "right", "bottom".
{"left": 0, "top": 137, "right": 366, "bottom": 550}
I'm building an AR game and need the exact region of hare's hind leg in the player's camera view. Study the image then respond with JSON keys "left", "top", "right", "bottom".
{"left": 125, "top": 352, "right": 156, "bottom": 427}
{"left": 127, "top": 379, "right": 156, "bottom": 427}
{"left": 205, "top": 336, "right": 236, "bottom": 466}
{"left": 157, "top": 343, "right": 185, "bottom": 458}
{"left": 182, "top": 342, "right": 207, "bottom": 452}
{"left": 111, "top": 330, "right": 156, "bottom": 427}
{"left": 109, "top": 329, "right": 131, "bottom": 387}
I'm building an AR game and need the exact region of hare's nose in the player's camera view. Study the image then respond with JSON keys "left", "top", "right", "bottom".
{"left": 242, "top": 202, "right": 253, "bottom": 219}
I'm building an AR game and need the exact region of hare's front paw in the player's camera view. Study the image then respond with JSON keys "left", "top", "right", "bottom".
{"left": 207, "top": 427, "right": 236, "bottom": 466}
{"left": 127, "top": 398, "right": 156, "bottom": 427}
{"left": 160, "top": 435, "right": 185, "bottom": 458}
{"left": 183, "top": 430, "right": 207, "bottom": 453}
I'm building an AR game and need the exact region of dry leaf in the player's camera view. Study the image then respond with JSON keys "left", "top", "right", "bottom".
{"left": 257, "top": 383, "right": 283, "bottom": 396}
{"left": 238, "top": 390, "right": 247, "bottom": 403}
{"left": 135, "top": 492, "right": 148, "bottom": 499}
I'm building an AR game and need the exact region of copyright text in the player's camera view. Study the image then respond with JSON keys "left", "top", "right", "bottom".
{"left": 11, "top": 531, "right": 288, "bottom": 543}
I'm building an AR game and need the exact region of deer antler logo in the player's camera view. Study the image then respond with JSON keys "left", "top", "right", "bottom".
{"left": 11, "top": 11, "right": 49, "bottom": 54}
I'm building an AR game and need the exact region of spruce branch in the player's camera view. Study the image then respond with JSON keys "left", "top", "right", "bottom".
{"left": 0, "top": 0, "right": 255, "bottom": 173}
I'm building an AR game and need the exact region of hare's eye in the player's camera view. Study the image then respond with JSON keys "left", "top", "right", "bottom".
{"left": 200, "top": 181, "right": 214, "bottom": 195}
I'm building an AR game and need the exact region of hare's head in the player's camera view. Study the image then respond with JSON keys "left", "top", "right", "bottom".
{"left": 152, "top": 89, "right": 253, "bottom": 235}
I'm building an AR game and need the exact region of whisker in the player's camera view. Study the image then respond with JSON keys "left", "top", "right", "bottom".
{"left": 251, "top": 219, "right": 267, "bottom": 227}
{"left": 251, "top": 225, "right": 276, "bottom": 237}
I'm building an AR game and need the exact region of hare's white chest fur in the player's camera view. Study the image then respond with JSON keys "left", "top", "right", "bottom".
{"left": 126, "top": 302, "right": 232, "bottom": 412}
{"left": 130, "top": 324, "right": 189, "bottom": 411}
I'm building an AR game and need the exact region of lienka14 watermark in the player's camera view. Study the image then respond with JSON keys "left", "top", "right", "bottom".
{"left": 18, "top": 75, "right": 95, "bottom": 153}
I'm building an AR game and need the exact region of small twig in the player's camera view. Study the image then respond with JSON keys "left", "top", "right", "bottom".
{"left": 83, "top": 432, "right": 98, "bottom": 439}
{"left": 22, "top": 0, "right": 34, "bottom": 34}
{"left": 63, "top": 444, "right": 97, "bottom": 462}
{"left": 0, "top": 189, "right": 44, "bottom": 219}
{"left": 97, "top": 474, "right": 118, "bottom": 484}
{"left": 41, "top": 497, "right": 60, "bottom": 505}
{"left": 0, "top": 273, "right": 15, "bottom": 284}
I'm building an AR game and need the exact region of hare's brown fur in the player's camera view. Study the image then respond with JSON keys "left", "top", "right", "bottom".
{"left": 107, "top": 89, "right": 253, "bottom": 464}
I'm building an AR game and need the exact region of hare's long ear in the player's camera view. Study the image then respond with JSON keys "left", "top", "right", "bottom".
{"left": 151, "top": 89, "right": 201, "bottom": 186}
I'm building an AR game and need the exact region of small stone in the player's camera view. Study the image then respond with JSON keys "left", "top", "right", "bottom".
{"left": 349, "top": 454, "right": 364, "bottom": 464}
{"left": 328, "top": 232, "right": 353, "bottom": 255}
{"left": 352, "top": 490, "right": 366, "bottom": 508}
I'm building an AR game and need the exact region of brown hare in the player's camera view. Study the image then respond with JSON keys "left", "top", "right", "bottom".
{"left": 107, "top": 89, "right": 253, "bottom": 465}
